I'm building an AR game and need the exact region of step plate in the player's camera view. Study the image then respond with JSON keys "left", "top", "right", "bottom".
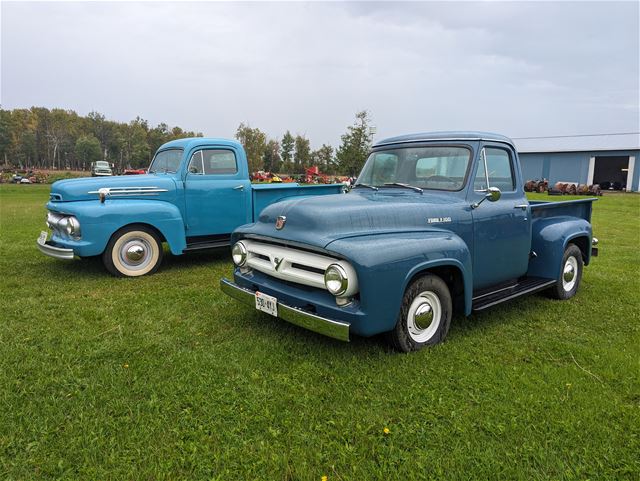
{"left": 472, "top": 277, "right": 556, "bottom": 311}
{"left": 183, "top": 240, "right": 230, "bottom": 252}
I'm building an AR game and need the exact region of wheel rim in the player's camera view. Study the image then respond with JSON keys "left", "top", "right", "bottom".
{"left": 407, "top": 291, "right": 442, "bottom": 342}
{"left": 118, "top": 237, "right": 153, "bottom": 271}
{"left": 562, "top": 256, "right": 578, "bottom": 292}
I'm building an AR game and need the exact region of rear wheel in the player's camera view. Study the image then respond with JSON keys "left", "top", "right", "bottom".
{"left": 103, "top": 225, "right": 163, "bottom": 277}
{"left": 388, "top": 274, "right": 452, "bottom": 352}
{"left": 547, "top": 244, "right": 583, "bottom": 300}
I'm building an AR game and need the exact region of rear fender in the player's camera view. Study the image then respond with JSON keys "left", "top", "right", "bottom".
{"left": 527, "top": 216, "right": 592, "bottom": 279}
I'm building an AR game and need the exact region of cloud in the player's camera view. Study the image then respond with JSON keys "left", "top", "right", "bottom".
{"left": 1, "top": 1, "right": 638, "bottom": 147}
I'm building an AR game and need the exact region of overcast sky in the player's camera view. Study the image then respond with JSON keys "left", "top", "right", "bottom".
{"left": 1, "top": 1, "right": 638, "bottom": 147}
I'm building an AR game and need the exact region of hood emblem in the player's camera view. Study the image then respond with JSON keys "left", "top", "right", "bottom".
{"left": 275, "top": 215, "right": 287, "bottom": 230}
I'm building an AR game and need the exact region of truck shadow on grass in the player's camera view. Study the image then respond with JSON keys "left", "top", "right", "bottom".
{"left": 247, "top": 293, "right": 556, "bottom": 355}
{"left": 45, "top": 248, "right": 231, "bottom": 279}
{"left": 160, "top": 248, "right": 230, "bottom": 272}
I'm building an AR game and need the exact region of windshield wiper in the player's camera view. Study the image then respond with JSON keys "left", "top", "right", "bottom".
{"left": 354, "top": 183, "right": 379, "bottom": 191}
{"left": 383, "top": 182, "right": 423, "bottom": 193}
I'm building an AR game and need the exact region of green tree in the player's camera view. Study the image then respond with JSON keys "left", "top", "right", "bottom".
{"left": 235, "top": 123, "right": 267, "bottom": 173}
{"left": 0, "top": 110, "right": 11, "bottom": 165}
{"left": 75, "top": 134, "right": 102, "bottom": 169}
{"left": 19, "top": 131, "right": 37, "bottom": 169}
{"left": 312, "top": 144, "right": 335, "bottom": 173}
{"left": 294, "top": 134, "right": 311, "bottom": 173}
{"left": 263, "top": 139, "right": 281, "bottom": 173}
{"left": 336, "top": 110, "right": 373, "bottom": 176}
{"left": 281, "top": 131, "right": 294, "bottom": 172}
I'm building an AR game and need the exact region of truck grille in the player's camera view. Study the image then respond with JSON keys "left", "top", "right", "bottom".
{"left": 241, "top": 240, "right": 353, "bottom": 292}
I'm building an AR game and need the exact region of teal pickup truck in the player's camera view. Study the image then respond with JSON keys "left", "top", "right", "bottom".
{"left": 37, "top": 138, "right": 344, "bottom": 276}
{"left": 222, "top": 131, "right": 599, "bottom": 351}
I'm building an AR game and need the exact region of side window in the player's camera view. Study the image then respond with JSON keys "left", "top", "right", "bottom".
{"left": 188, "top": 151, "right": 204, "bottom": 174}
{"left": 203, "top": 150, "right": 238, "bottom": 175}
{"left": 474, "top": 147, "right": 515, "bottom": 191}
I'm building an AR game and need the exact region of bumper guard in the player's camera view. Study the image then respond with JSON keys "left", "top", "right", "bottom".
{"left": 220, "top": 278, "right": 350, "bottom": 341}
{"left": 37, "top": 236, "right": 75, "bottom": 260}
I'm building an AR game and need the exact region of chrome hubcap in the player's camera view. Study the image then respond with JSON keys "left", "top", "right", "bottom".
{"left": 119, "top": 238, "right": 152, "bottom": 269}
{"left": 407, "top": 291, "right": 441, "bottom": 342}
{"left": 563, "top": 264, "right": 575, "bottom": 283}
{"left": 126, "top": 244, "right": 146, "bottom": 262}
{"left": 414, "top": 302, "right": 434, "bottom": 330}
{"left": 562, "top": 256, "right": 578, "bottom": 292}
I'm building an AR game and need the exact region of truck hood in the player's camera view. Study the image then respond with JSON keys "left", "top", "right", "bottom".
{"left": 237, "top": 190, "right": 466, "bottom": 249}
{"left": 49, "top": 174, "right": 178, "bottom": 202}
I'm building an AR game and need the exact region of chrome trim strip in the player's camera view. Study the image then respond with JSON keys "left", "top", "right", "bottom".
{"left": 37, "top": 237, "right": 75, "bottom": 260}
{"left": 87, "top": 186, "right": 168, "bottom": 197}
{"left": 220, "top": 278, "right": 350, "bottom": 342}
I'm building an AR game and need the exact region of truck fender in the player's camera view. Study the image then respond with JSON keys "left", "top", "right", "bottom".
{"left": 326, "top": 230, "right": 473, "bottom": 336}
{"left": 62, "top": 200, "right": 187, "bottom": 256}
{"left": 527, "top": 216, "right": 592, "bottom": 280}
{"left": 403, "top": 257, "right": 473, "bottom": 316}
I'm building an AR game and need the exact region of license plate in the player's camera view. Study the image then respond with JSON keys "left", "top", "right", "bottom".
{"left": 38, "top": 231, "right": 48, "bottom": 245}
{"left": 255, "top": 291, "right": 278, "bottom": 317}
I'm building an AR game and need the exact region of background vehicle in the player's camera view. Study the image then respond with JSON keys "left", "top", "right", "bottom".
{"left": 38, "top": 138, "right": 343, "bottom": 276}
{"left": 91, "top": 161, "right": 114, "bottom": 176}
{"left": 222, "top": 131, "right": 599, "bottom": 351}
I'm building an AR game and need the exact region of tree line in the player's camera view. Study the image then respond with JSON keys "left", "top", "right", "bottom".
{"left": 0, "top": 107, "right": 374, "bottom": 176}
{"left": 0, "top": 107, "right": 203, "bottom": 171}
{"left": 235, "top": 110, "right": 373, "bottom": 177}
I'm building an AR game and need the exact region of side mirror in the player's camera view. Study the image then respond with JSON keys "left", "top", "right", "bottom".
{"left": 486, "top": 186, "right": 501, "bottom": 202}
{"left": 472, "top": 187, "right": 501, "bottom": 209}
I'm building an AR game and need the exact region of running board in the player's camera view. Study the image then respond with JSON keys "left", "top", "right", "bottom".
{"left": 472, "top": 277, "right": 556, "bottom": 311}
{"left": 183, "top": 240, "right": 230, "bottom": 252}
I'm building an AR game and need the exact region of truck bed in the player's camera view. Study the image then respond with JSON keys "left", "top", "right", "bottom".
{"left": 529, "top": 198, "right": 597, "bottom": 222}
{"left": 251, "top": 183, "right": 344, "bottom": 221}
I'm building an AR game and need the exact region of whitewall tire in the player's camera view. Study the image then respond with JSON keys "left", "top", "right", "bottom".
{"left": 388, "top": 274, "right": 452, "bottom": 352}
{"left": 103, "top": 225, "right": 164, "bottom": 277}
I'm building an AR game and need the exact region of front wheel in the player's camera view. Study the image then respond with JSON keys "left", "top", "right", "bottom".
{"left": 547, "top": 244, "right": 583, "bottom": 300}
{"left": 102, "top": 225, "right": 164, "bottom": 277}
{"left": 388, "top": 274, "right": 452, "bottom": 352}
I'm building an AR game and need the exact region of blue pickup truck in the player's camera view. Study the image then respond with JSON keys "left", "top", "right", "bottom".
{"left": 37, "top": 138, "right": 343, "bottom": 276}
{"left": 221, "top": 131, "right": 599, "bottom": 351}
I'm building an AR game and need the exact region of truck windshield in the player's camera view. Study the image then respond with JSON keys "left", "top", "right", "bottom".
{"left": 95, "top": 161, "right": 110, "bottom": 168}
{"left": 149, "top": 148, "right": 183, "bottom": 173}
{"left": 357, "top": 146, "right": 471, "bottom": 191}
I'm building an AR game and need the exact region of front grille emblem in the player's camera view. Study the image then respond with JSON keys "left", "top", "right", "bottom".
{"left": 274, "top": 257, "right": 284, "bottom": 271}
{"left": 275, "top": 215, "right": 287, "bottom": 230}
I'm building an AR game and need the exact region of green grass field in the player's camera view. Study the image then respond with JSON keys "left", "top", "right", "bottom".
{"left": 0, "top": 185, "right": 638, "bottom": 480}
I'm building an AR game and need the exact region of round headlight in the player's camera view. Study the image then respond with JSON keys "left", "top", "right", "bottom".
{"left": 232, "top": 241, "right": 247, "bottom": 266}
{"left": 58, "top": 216, "right": 70, "bottom": 232}
{"left": 65, "top": 217, "right": 81, "bottom": 239}
{"left": 324, "top": 264, "right": 348, "bottom": 296}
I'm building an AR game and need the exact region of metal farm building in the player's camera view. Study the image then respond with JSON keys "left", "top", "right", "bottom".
{"left": 515, "top": 133, "right": 640, "bottom": 192}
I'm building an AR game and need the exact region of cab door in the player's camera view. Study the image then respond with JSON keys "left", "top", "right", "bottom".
{"left": 184, "top": 148, "right": 251, "bottom": 237}
{"left": 469, "top": 144, "right": 531, "bottom": 290}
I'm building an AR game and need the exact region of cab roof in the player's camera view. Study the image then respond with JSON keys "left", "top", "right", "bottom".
{"left": 374, "top": 131, "right": 515, "bottom": 148}
{"left": 159, "top": 137, "right": 243, "bottom": 151}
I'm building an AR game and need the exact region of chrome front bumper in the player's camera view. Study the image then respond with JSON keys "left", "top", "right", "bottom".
{"left": 220, "top": 278, "right": 350, "bottom": 342}
{"left": 37, "top": 236, "right": 75, "bottom": 260}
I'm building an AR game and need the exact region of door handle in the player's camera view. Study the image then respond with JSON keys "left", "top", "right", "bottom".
{"left": 514, "top": 204, "right": 528, "bottom": 210}
{"left": 233, "top": 185, "right": 244, "bottom": 191}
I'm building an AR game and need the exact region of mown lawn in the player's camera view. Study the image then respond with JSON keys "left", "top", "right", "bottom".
{"left": 0, "top": 184, "right": 638, "bottom": 480}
